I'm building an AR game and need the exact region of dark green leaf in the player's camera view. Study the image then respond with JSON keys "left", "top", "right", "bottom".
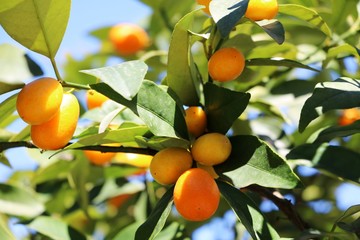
{"left": 0, "top": 0, "right": 71, "bottom": 57}
{"left": 299, "top": 78, "right": 360, "bottom": 132}
{"left": 27, "top": 216, "right": 86, "bottom": 240}
{"left": 217, "top": 180, "right": 280, "bottom": 240}
{"left": 210, "top": 0, "right": 249, "bottom": 38}
{"left": 25, "top": 54, "right": 43, "bottom": 76}
{"left": 0, "top": 153, "right": 11, "bottom": 168}
{"left": 167, "top": 10, "right": 200, "bottom": 106}
{"left": 255, "top": 20, "right": 285, "bottom": 44}
{"left": 279, "top": 4, "right": 331, "bottom": 37}
{"left": 216, "top": 135, "right": 301, "bottom": 189}
{"left": 81, "top": 60, "right": 148, "bottom": 100}
{"left": 246, "top": 58, "right": 320, "bottom": 72}
{"left": 271, "top": 80, "right": 317, "bottom": 97}
{"left": 136, "top": 81, "right": 188, "bottom": 139}
{"left": 287, "top": 143, "right": 360, "bottom": 183}
{"left": 135, "top": 186, "right": 174, "bottom": 240}
{"left": 315, "top": 120, "right": 360, "bottom": 143}
{"left": 0, "top": 183, "right": 44, "bottom": 218}
{"left": 204, "top": 83, "right": 250, "bottom": 134}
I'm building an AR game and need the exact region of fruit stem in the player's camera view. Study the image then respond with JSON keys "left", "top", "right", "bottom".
{"left": 50, "top": 57, "right": 63, "bottom": 82}
{"left": 62, "top": 81, "right": 91, "bottom": 90}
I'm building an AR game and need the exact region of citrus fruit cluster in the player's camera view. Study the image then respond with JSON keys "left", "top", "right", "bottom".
{"left": 149, "top": 106, "right": 232, "bottom": 221}
{"left": 109, "top": 23, "right": 150, "bottom": 56}
{"left": 196, "top": 0, "right": 279, "bottom": 21}
{"left": 16, "top": 77, "right": 80, "bottom": 150}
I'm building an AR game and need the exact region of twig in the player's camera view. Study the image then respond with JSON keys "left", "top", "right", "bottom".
{"left": 0, "top": 141, "right": 157, "bottom": 156}
{"left": 248, "top": 185, "right": 310, "bottom": 231}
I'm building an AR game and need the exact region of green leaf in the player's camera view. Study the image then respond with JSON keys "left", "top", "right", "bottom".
{"left": 135, "top": 186, "right": 174, "bottom": 240}
{"left": 299, "top": 78, "right": 360, "bottom": 132}
{"left": 0, "top": 0, "right": 71, "bottom": 57}
{"left": 215, "top": 135, "right": 301, "bottom": 189}
{"left": 81, "top": 60, "right": 148, "bottom": 100}
{"left": 204, "top": 83, "right": 250, "bottom": 134}
{"left": 69, "top": 156, "right": 90, "bottom": 214}
{"left": 255, "top": 20, "right": 285, "bottom": 44}
{"left": 33, "top": 160, "right": 73, "bottom": 184}
{"left": 0, "top": 214, "right": 15, "bottom": 240}
{"left": 287, "top": 143, "right": 360, "bottom": 183}
{"left": 136, "top": 81, "right": 188, "bottom": 139}
{"left": 217, "top": 180, "right": 280, "bottom": 240}
{"left": 0, "top": 0, "right": 23, "bottom": 12}
{"left": 314, "top": 120, "right": 360, "bottom": 143}
{"left": 246, "top": 58, "right": 320, "bottom": 72}
{"left": 0, "top": 183, "right": 44, "bottom": 218}
{"left": 167, "top": 10, "right": 200, "bottom": 106}
{"left": 324, "top": 44, "right": 360, "bottom": 67}
{"left": 0, "top": 44, "right": 35, "bottom": 85}
{"left": 135, "top": 136, "right": 190, "bottom": 151}
{"left": 210, "top": 0, "right": 249, "bottom": 38}
{"left": 279, "top": 4, "right": 332, "bottom": 37}
{"left": 63, "top": 125, "right": 148, "bottom": 150}
{"left": 0, "top": 153, "right": 11, "bottom": 168}
{"left": 0, "top": 95, "right": 17, "bottom": 127}
{"left": 332, "top": 205, "right": 360, "bottom": 233}
{"left": 27, "top": 216, "right": 86, "bottom": 240}
{"left": 113, "top": 222, "right": 142, "bottom": 240}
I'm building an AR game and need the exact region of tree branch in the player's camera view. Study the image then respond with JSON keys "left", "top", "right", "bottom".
{"left": 248, "top": 185, "right": 310, "bottom": 231}
{"left": 0, "top": 141, "right": 157, "bottom": 156}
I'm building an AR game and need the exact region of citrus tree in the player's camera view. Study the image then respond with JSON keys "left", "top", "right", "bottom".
{"left": 0, "top": 0, "right": 360, "bottom": 239}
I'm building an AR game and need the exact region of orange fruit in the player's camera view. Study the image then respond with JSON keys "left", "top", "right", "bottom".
{"left": 113, "top": 152, "right": 152, "bottom": 168}
{"left": 245, "top": 0, "right": 279, "bottom": 21}
{"left": 84, "top": 149, "right": 116, "bottom": 166}
{"left": 16, "top": 77, "right": 63, "bottom": 125}
{"left": 174, "top": 168, "right": 220, "bottom": 221}
{"left": 208, "top": 48, "right": 245, "bottom": 82}
{"left": 86, "top": 90, "right": 109, "bottom": 110}
{"left": 150, "top": 147, "right": 193, "bottom": 185}
{"left": 185, "top": 106, "right": 207, "bottom": 137}
{"left": 196, "top": 0, "right": 211, "bottom": 15}
{"left": 191, "top": 133, "right": 232, "bottom": 166}
{"left": 31, "top": 93, "right": 80, "bottom": 150}
{"left": 108, "top": 194, "right": 133, "bottom": 208}
{"left": 338, "top": 108, "right": 360, "bottom": 126}
{"left": 109, "top": 23, "right": 150, "bottom": 56}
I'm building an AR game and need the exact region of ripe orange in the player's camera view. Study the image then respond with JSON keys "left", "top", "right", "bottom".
{"left": 113, "top": 152, "right": 152, "bottom": 168}
{"left": 31, "top": 93, "right": 80, "bottom": 150}
{"left": 338, "top": 108, "right": 360, "bottom": 126}
{"left": 84, "top": 149, "right": 116, "bottom": 166}
{"left": 208, "top": 48, "right": 245, "bottom": 82}
{"left": 86, "top": 90, "right": 109, "bottom": 110}
{"left": 191, "top": 132, "right": 232, "bottom": 166}
{"left": 245, "top": 0, "right": 279, "bottom": 21}
{"left": 109, "top": 23, "right": 150, "bottom": 56}
{"left": 173, "top": 168, "right": 220, "bottom": 221}
{"left": 150, "top": 147, "right": 193, "bottom": 185}
{"left": 196, "top": 0, "right": 211, "bottom": 15}
{"left": 16, "top": 77, "right": 63, "bottom": 125}
{"left": 108, "top": 193, "right": 133, "bottom": 208}
{"left": 185, "top": 106, "right": 207, "bottom": 137}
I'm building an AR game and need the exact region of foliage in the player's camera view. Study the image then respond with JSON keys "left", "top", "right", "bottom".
{"left": 0, "top": 0, "right": 360, "bottom": 239}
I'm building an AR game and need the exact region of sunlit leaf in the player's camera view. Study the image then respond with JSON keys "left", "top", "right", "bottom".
{"left": 135, "top": 186, "right": 174, "bottom": 240}
{"left": 0, "top": 214, "right": 15, "bottom": 240}
{"left": 215, "top": 135, "right": 301, "bottom": 189}
{"left": 204, "top": 83, "right": 250, "bottom": 134}
{"left": 135, "top": 136, "right": 190, "bottom": 151}
{"left": 279, "top": 4, "right": 331, "bottom": 37}
{"left": 332, "top": 204, "right": 360, "bottom": 233}
{"left": 299, "top": 78, "right": 360, "bottom": 132}
{"left": 246, "top": 58, "right": 320, "bottom": 72}
{"left": 287, "top": 143, "right": 360, "bottom": 183}
{"left": 27, "top": 216, "right": 86, "bottom": 240}
{"left": 167, "top": 10, "right": 200, "bottom": 106}
{"left": 210, "top": 0, "right": 249, "bottom": 38}
{"left": 217, "top": 180, "right": 280, "bottom": 240}
{"left": 324, "top": 44, "right": 360, "bottom": 67}
{"left": 0, "top": 183, "right": 44, "bottom": 218}
{"left": 0, "top": 0, "right": 71, "bottom": 57}
{"left": 81, "top": 60, "right": 148, "bottom": 100}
